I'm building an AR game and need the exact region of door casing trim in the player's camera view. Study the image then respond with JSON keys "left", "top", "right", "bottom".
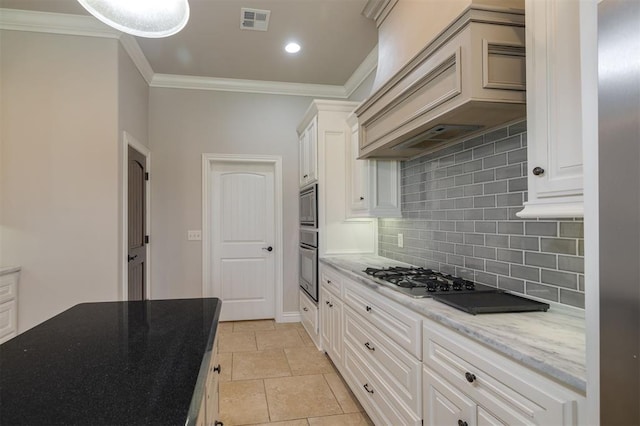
{"left": 202, "top": 154, "right": 284, "bottom": 321}
{"left": 121, "top": 132, "right": 151, "bottom": 301}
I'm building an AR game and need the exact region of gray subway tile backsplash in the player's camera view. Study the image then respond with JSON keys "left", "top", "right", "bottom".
{"left": 379, "top": 120, "right": 585, "bottom": 309}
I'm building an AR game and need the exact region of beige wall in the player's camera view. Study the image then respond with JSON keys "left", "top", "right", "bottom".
{"left": 0, "top": 31, "right": 121, "bottom": 332}
{"left": 374, "top": 0, "right": 523, "bottom": 90}
{"left": 117, "top": 44, "right": 150, "bottom": 300}
{"left": 149, "top": 88, "right": 312, "bottom": 313}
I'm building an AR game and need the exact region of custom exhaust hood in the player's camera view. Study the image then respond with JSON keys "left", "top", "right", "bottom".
{"left": 356, "top": 5, "right": 526, "bottom": 159}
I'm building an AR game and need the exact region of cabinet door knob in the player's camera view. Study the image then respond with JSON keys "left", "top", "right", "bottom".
{"left": 327, "top": 280, "right": 332, "bottom": 284}
{"left": 365, "top": 305, "right": 372, "bottom": 312}
{"left": 359, "top": 196, "right": 365, "bottom": 200}
{"left": 364, "top": 342, "right": 375, "bottom": 351}
{"left": 458, "top": 420, "right": 468, "bottom": 426}
{"left": 326, "top": 300, "right": 330, "bottom": 305}
{"left": 465, "top": 372, "right": 476, "bottom": 383}
{"left": 532, "top": 166, "right": 545, "bottom": 176}
{"left": 213, "top": 364, "right": 221, "bottom": 374}
{"left": 303, "top": 174, "right": 308, "bottom": 178}
{"left": 329, "top": 303, "right": 333, "bottom": 308}
{"left": 363, "top": 383, "right": 374, "bottom": 394}
{"left": 303, "top": 307, "right": 308, "bottom": 312}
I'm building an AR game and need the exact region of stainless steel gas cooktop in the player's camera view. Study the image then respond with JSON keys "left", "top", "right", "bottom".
{"left": 363, "top": 266, "right": 549, "bottom": 314}
{"left": 363, "top": 266, "right": 497, "bottom": 298}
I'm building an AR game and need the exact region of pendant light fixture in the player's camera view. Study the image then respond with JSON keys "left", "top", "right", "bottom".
{"left": 77, "top": 0, "right": 190, "bottom": 38}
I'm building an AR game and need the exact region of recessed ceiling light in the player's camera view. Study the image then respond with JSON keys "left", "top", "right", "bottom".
{"left": 285, "top": 42, "right": 301, "bottom": 54}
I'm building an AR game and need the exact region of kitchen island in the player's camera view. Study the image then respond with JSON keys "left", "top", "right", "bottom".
{"left": 0, "top": 298, "right": 222, "bottom": 426}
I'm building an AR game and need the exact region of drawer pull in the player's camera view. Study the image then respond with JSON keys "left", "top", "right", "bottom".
{"left": 365, "top": 305, "right": 372, "bottom": 312}
{"left": 458, "top": 421, "right": 468, "bottom": 426}
{"left": 329, "top": 303, "right": 333, "bottom": 308}
{"left": 326, "top": 301, "right": 330, "bottom": 305}
{"left": 214, "top": 421, "right": 224, "bottom": 426}
{"left": 364, "top": 342, "right": 375, "bottom": 351}
{"left": 465, "top": 372, "right": 476, "bottom": 383}
{"left": 213, "top": 364, "right": 221, "bottom": 374}
{"left": 303, "top": 307, "right": 309, "bottom": 312}
{"left": 327, "top": 280, "right": 332, "bottom": 284}
{"left": 363, "top": 383, "right": 374, "bottom": 394}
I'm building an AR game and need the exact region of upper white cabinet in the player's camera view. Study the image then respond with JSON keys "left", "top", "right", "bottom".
{"left": 298, "top": 116, "right": 317, "bottom": 187}
{"left": 517, "top": 0, "right": 584, "bottom": 218}
{"left": 297, "top": 100, "right": 377, "bottom": 255}
{"left": 346, "top": 113, "right": 402, "bottom": 218}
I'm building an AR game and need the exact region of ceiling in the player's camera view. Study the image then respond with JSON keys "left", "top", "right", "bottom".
{"left": 0, "top": 0, "right": 379, "bottom": 86}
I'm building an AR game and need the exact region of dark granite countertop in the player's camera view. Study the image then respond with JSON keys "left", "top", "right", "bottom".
{"left": 0, "top": 298, "right": 222, "bottom": 426}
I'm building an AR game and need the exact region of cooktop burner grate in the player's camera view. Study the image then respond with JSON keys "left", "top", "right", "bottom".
{"left": 363, "top": 266, "right": 496, "bottom": 298}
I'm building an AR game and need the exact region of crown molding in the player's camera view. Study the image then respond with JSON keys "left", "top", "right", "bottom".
{"left": 0, "top": 8, "right": 118, "bottom": 38}
{"left": 150, "top": 74, "right": 348, "bottom": 98}
{"left": 119, "top": 35, "right": 154, "bottom": 84}
{"left": 362, "top": 0, "right": 398, "bottom": 27}
{"left": 0, "top": 8, "right": 155, "bottom": 84}
{"left": 0, "top": 8, "right": 376, "bottom": 98}
{"left": 343, "top": 45, "right": 377, "bottom": 98}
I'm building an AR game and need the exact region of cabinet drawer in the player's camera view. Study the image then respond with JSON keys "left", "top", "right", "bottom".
{"left": 343, "top": 344, "right": 421, "bottom": 426}
{"left": 320, "top": 265, "right": 342, "bottom": 297}
{"left": 343, "top": 278, "right": 421, "bottom": 358}
{"left": 0, "top": 273, "right": 18, "bottom": 304}
{"left": 300, "top": 290, "right": 318, "bottom": 334}
{"left": 423, "top": 321, "right": 582, "bottom": 425}
{"left": 0, "top": 300, "right": 17, "bottom": 343}
{"left": 344, "top": 306, "right": 421, "bottom": 415}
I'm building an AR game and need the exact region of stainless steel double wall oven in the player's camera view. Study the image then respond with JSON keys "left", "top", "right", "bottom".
{"left": 299, "top": 184, "right": 318, "bottom": 302}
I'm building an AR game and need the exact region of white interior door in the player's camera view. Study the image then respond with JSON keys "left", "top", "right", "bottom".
{"left": 211, "top": 161, "right": 276, "bottom": 321}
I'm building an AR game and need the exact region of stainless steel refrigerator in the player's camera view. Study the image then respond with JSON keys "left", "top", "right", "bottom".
{"left": 598, "top": 0, "right": 640, "bottom": 424}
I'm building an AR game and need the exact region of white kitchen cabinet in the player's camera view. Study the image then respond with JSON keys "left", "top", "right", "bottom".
{"left": 319, "top": 286, "right": 343, "bottom": 369}
{"left": 346, "top": 113, "right": 402, "bottom": 218}
{"left": 297, "top": 100, "right": 376, "bottom": 256}
{"left": 299, "top": 290, "right": 320, "bottom": 349}
{"left": 325, "top": 264, "right": 422, "bottom": 424}
{"left": 319, "top": 266, "right": 344, "bottom": 368}
{"left": 517, "top": 0, "right": 584, "bottom": 218}
{"left": 423, "top": 319, "right": 586, "bottom": 425}
{"left": 298, "top": 116, "right": 317, "bottom": 187}
{"left": 0, "top": 268, "right": 19, "bottom": 344}
{"left": 423, "top": 366, "right": 475, "bottom": 426}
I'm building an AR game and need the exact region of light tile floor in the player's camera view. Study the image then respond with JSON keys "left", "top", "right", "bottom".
{"left": 218, "top": 320, "right": 373, "bottom": 426}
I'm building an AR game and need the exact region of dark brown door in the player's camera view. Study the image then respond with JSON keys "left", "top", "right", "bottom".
{"left": 128, "top": 146, "right": 146, "bottom": 301}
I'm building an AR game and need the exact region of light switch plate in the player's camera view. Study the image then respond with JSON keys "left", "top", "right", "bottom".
{"left": 397, "top": 233, "right": 404, "bottom": 248}
{"left": 188, "top": 230, "right": 202, "bottom": 241}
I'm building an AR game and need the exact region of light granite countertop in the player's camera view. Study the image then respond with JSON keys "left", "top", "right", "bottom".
{"left": 0, "top": 266, "right": 21, "bottom": 276}
{"left": 320, "top": 255, "right": 586, "bottom": 393}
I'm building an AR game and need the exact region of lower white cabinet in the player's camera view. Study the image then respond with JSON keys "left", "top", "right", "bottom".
{"left": 320, "top": 287, "right": 343, "bottom": 368}
{"left": 319, "top": 262, "right": 585, "bottom": 426}
{"left": 0, "top": 268, "right": 19, "bottom": 344}
{"left": 322, "top": 263, "right": 422, "bottom": 425}
{"left": 423, "top": 319, "right": 585, "bottom": 426}
{"left": 299, "top": 290, "right": 320, "bottom": 349}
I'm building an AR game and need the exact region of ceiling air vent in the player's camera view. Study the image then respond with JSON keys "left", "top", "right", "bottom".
{"left": 240, "top": 8, "right": 271, "bottom": 31}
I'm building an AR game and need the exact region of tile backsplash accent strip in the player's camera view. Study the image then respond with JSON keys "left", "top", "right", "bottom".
{"left": 378, "top": 121, "right": 585, "bottom": 309}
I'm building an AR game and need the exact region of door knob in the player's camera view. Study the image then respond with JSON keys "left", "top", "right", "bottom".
{"left": 262, "top": 246, "right": 273, "bottom": 252}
